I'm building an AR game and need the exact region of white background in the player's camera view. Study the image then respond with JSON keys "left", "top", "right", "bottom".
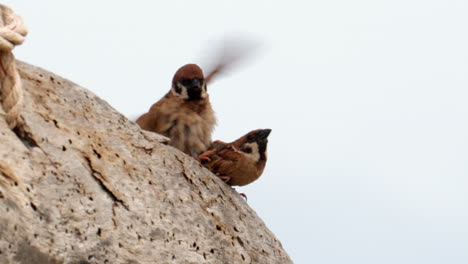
{"left": 5, "top": 1, "right": 468, "bottom": 263}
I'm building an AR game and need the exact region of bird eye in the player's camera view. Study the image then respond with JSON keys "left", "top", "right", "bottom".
{"left": 242, "top": 146, "right": 252, "bottom": 153}
{"left": 180, "top": 79, "right": 191, "bottom": 86}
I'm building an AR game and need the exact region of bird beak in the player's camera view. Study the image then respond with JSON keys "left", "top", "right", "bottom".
{"left": 257, "top": 129, "right": 271, "bottom": 140}
{"left": 189, "top": 79, "right": 201, "bottom": 88}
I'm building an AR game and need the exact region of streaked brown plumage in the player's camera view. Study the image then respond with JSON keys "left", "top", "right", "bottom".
{"left": 198, "top": 129, "right": 271, "bottom": 186}
{"left": 136, "top": 64, "right": 216, "bottom": 157}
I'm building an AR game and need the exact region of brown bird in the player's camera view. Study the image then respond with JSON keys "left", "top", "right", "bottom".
{"left": 136, "top": 38, "right": 257, "bottom": 157}
{"left": 136, "top": 64, "right": 216, "bottom": 157}
{"left": 198, "top": 129, "right": 271, "bottom": 186}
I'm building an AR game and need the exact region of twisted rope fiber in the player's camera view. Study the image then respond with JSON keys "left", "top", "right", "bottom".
{"left": 0, "top": 5, "right": 27, "bottom": 129}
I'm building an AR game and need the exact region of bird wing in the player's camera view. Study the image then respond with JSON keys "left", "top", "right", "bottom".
{"left": 136, "top": 111, "right": 156, "bottom": 131}
{"left": 207, "top": 144, "right": 243, "bottom": 176}
{"left": 136, "top": 95, "right": 178, "bottom": 134}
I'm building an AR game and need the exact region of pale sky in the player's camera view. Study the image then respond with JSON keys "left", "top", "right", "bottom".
{"left": 6, "top": 1, "right": 468, "bottom": 263}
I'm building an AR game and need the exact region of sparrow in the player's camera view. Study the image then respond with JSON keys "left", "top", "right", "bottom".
{"left": 136, "top": 64, "right": 216, "bottom": 157}
{"left": 198, "top": 129, "right": 271, "bottom": 186}
{"left": 136, "top": 38, "right": 257, "bottom": 157}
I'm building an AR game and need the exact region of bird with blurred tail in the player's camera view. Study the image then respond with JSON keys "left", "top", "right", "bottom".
{"left": 136, "top": 39, "right": 257, "bottom": 157}
{"left": 136, "top": 64, "right": 216, "bottom": 157}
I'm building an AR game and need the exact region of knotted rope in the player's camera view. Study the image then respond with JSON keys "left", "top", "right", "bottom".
{"left": 0, "top": 5, "right": 27, "bottom": 129}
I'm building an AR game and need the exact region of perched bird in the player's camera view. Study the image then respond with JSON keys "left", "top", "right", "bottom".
{"left": 136, "top": 38, "right": 258, "bottom": 157}
{"left": 136, "top": 64, "right": 216, "bottom": 157}
{"left": 198, "top": 129, "right": 271, "bottom": 186}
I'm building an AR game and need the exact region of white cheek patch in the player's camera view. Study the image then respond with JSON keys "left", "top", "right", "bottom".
{"left": 201, "top": 83, "right": 208, "bottom": 98}
{"left": 172, "top": 84, "right": 189, "bottom": 100}
{"left": 240, "top": 142, "right": 260, "bottom": 162}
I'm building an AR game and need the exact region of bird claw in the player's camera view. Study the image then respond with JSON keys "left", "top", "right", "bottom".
{"left": 197, "top": 150, "right": 215, "bottom": 163}
{"left": 197, "top": 155, "right": 211, "bottom": 163}
{"left": 239, "top": 193, "right": 247, "bottom": 201}
{"left": 217, "top": 175, "right": 231, "bottom": 182}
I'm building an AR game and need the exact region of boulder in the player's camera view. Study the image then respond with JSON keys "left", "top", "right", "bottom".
{"left": 0, "top": 61, "right": 292, "bottom": 264}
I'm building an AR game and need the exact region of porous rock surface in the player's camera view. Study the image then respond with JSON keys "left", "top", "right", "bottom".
{"left": 0, "top": 61, "right": 292, "bottom": 264}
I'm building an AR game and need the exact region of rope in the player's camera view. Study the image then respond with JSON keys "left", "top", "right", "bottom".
{"left": 0, "top": 5, "right": 27, "bottom": 129}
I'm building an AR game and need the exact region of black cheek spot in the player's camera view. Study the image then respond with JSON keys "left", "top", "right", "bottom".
{"left": 174, "top": 84, "right": 182, "bottom": 94}
{"left": 242, "top": 147, "right": 252, "bottom": 153}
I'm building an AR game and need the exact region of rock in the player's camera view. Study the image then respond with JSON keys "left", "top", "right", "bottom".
{"left": 0, "top": 61, "right": 292, "bottom": 264}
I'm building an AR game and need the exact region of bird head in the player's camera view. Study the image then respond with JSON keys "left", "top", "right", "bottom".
{"left": 171, "top": 64, "right": 207, "bottom": 101}
{"left": 235, "top": 129, "right": 271, "bottom": 162}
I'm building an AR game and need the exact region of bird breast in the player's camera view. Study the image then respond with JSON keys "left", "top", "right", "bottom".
{"left": 226, "top": 157, "right": 264, "bottom": 186}
{"left": 162, "top": 101, "right": 216, "bottom": 157}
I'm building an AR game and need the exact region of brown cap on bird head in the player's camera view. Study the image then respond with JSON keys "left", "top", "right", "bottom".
{"left": 172, "top": 64, "right": 205, "bottom": 85}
